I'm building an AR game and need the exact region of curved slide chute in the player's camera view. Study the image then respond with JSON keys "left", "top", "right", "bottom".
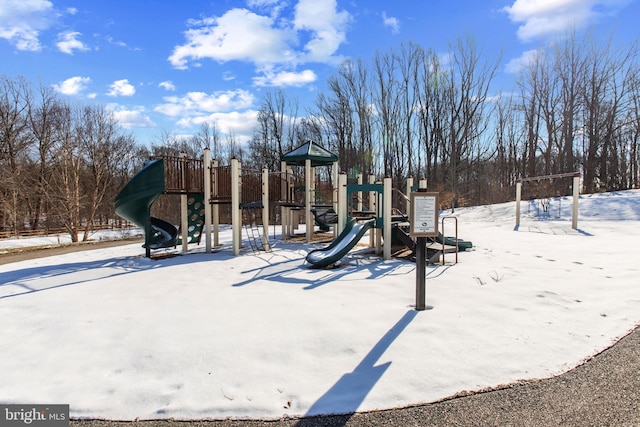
{"left": 305, "top": 218, "right": 375, "bottom": 268}
{"left": 114, "top": 159, "right": 178, "bottom": 251}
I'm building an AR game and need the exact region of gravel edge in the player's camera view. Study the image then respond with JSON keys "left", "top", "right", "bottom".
{"left": 72, "top": 325, "right": 640, "bottom": 427}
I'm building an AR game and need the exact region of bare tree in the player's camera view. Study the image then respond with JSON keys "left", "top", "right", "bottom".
{"left": 46, "top": 102, "right": 83, "bottom": 241}
{"left": 79, "top": 105, "right": 136, "bottom": 239}
{"left": 196, "top": 121, "right": 222, "bottom": 158}
{"left": 249, "top": 89, "right": 299, "bottom": 170}
{"left": 372, "top": 50, "right": 400, "bottom": 178}
{"left": 25, "top": 82, "right": 60, "bottom": 230}
{"left": 442, "top": 36, "right": 499, "bottom": 209}
{"left": 581, "top": 37, "right": 636, "bottom": 192}
{"left": 0, "top": 75, "right": 31, "bottom": 234}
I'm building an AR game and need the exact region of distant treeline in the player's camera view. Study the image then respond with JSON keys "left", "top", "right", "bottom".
{"left": 2, "top": 32, "right": 639, "bottom": 239}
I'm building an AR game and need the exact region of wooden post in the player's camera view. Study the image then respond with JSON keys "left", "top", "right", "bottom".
{"left": 280, "top": 161, "right": 288, "bottom": 240}
{"left": 180, "top": 152, "right": 189, "bottom": 253}
{"left": 383, "top": 177, "right": 392, "bottom": 260}
{"left": 333, "top": 161, "right": 339, "bottom": 239}
{"left": 515, "top": 181, "right": 522, "bottom": 228}
{"left": 203, "top": 148, "right": 212, "bottom": 253}
{"left": 262, "top": 168, "right": 270, "bottom": 251}
{"left": 406, "top": 177, "right": 413, "bottom": 214}
{"left": 231, "top": 158, "right": 241, "bottom": 256}
{"left": 370, "top": 174, "right": 380, "bottom": 253}
{"left": 338, "top": 172, "right": 347, "bottom": 235}
{"left": 357, "top": 173, "right": 363, "bottom": 212}
{"left": 572, "top": 175, "right": 580, "bottom": 229}
{"left": 212, "top": 159, "right": 219, "bottom": 247}
{"left": 305, "top": 158, "right": 312, "bottom": 243}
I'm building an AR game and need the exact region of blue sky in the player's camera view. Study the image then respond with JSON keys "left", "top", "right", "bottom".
{"left": 1, "top": 0, "right": 638, "bottom": 147}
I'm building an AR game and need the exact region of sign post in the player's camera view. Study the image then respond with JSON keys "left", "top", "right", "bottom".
{"left": 410, "top": 191, "right": 439, "bottom": 311}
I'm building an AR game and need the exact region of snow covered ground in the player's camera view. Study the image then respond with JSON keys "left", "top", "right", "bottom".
{"left": 0, "top": 228, "right": 143, "bottom": 252}
{"left": 1, "top": 190, "right": 639, "bottom": 421}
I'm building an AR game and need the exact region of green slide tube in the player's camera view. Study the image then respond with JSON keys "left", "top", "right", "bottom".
{"left": 114, "top": 159, "right": 178, "bottom": 251}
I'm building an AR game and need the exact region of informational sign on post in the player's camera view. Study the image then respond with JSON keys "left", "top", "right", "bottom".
{"left": 410, "top": 192, "right": 439, "bottom": 237}
{"left": 410, "top": 191, "right": 439, "bottom": 311}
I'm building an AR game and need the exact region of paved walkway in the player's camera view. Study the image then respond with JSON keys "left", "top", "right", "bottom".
{"left": 72, "top": 325, "right": 639, "bottom": 426}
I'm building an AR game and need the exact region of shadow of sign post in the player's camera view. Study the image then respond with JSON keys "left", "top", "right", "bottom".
{"left": 304, "top": 310, "right": 418, "bottom": 418}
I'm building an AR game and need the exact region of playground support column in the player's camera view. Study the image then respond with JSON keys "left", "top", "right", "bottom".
{"left": 305, "top": 158, "right": 312, "bottom": 243}
{"left": 357, "top": 174, "right": 363, "bottom": 212}
{"left": 383, "top": 177, "right": 392, "bottom": 260}
{"left": 204, "top": 148, "right": 212, "bottom": 253}
{"left": 231, "top": 158, "right": 241, "bottom": 256}
{"left": 180, "top": 152, "right": 189, "bottom": 253}
{"left": 333, "top": 161, "right": 339, "bottom": 239}
{"left": 212, "top": 159, "right": 220, "bottom": 247}
{"left": 572, "top": 175, "right": 579, "bottom": 229}
{"left": 338, "top": 172, "right": 347, "bottom": 235}
{"left": 406, "top": 177, "right": 413, "bottom": 214}
{"left": 262, "top": 168, "right": 270, "bottom": 251}
{"left": 515, "top": 182, "right": 522, "bottom": 228}
{"left": 370, "top": 174, "right": 380, "bottom": 253}
{"left": 281, "top": 161, "right": 289, "bottom": 241}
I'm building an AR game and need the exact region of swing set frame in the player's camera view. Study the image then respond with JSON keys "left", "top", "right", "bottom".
{"left": 515, "top": 172, "right": 581, "bottom": 229}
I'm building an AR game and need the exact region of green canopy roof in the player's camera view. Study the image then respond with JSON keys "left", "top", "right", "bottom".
{"left": 281, "top": 140, "right": 338, "bottom": 167}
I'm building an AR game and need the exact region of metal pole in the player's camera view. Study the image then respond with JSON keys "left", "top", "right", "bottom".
{"left": 415, "top": 236, "right": 426, "bottom": 311}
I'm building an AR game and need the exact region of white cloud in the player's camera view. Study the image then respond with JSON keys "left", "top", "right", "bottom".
{"left": 52, "top": 76, "right": 91, "bottom": 95}
{"left": 105, "top": 35, "right": 127, "bottom": 48}
{"left": 382, "top": 11, "right": 400, "bottom": 35}
{"left": 0, "top": 0, "right": 57, "bottom": 51}
{"left": 168, "top": 0, "right": 351, "bottom": 78}
{"left": 107, "top": 104, "right": 156, "bottom": 129}
{"left": 168, "top": 8, "right": 295, "bottom": 69}
{"left": 155, "top": 89, "right": 256, "bottom": 117}
{"left": 502, "top": 0, "right": 630, "bottom": 41}
{"left": 107, "top": 79, "right": 136, "bottom": 97}
{"left": 246, "top": 0, "right": 282, "bottom": 7}
{"left": 56, "top": 31, "right": 89, "bottom": 54}
{"left": 176, "top": 110, "right": 259, "bottom": 138}
{"left": 293, "top": 0, "right": 351, "bottom": 63}
{"left": 158, "top": 81, "right": 176, "bottom": 91}
{"left": 253, "top": 68, "right": 317, "bottom": 87}
{"left": 505, "top": 49, "right": 544, "bottom": 74}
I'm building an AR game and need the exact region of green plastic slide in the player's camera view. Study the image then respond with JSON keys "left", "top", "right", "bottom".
{"left": 305, "top": 218, "right": 375, "bottom": 268}
{"left": 114, "top": 159, "right": 178, "bottom": 250}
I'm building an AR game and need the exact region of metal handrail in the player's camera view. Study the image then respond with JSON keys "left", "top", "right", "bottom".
{"left": 441, "top": 216, "right": 458, "bottom": 265}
